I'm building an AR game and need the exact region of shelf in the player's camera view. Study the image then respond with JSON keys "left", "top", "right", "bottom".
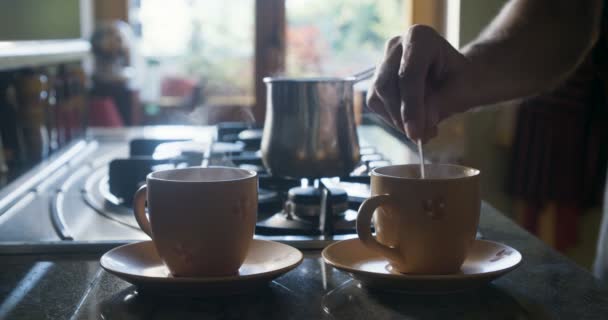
{"left": 0, "top": 39, "right": 90, "bottom": 71}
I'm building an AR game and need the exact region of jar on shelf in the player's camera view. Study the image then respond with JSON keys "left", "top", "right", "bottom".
{"left": 15, "top": 69, "right": 51, "bottom": 162}
{"left": 53, "top": 65, "right": 69, "bottom": 146}
{"left": 0, "top": 133, "right": 7, "bottom": 174}
{"left": 0, "top": 73, "right": 24, "bottom": 167}
{"left": 67, "top": 64, "right": 88, "bottom": 139}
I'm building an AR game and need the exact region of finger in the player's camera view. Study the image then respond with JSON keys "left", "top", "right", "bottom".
{"left": 402, "top": 98, "right": 426, "bottom": 141}
{"left": 374, "top": 36, "right": 404, "bottom": 129}
{"left": 366, "top": 89, "right": 395, "bottom": 128}
{"left": 366, "top": 63, "right": 403, "bottom": 132}
{"left": 421, "top": 95, "right": 440, "bottom": 142}
{"left": 398, "top": 25, "right": 437, "bottom": 140}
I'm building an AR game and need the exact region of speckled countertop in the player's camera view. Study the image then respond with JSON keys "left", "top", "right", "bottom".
{"left": 1, "top": 203, "right": 608, "bottom": 319}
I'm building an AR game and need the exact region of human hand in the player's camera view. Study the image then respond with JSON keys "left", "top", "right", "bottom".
{"left": 367, "top": 25, "right": 471, "bottom": 142}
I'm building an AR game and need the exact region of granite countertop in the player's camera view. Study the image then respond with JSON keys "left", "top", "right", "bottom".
{"left": 1, "top": 203, "right": 608, "bottom": 319}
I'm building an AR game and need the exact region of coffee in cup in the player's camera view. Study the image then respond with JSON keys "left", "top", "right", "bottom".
{"left": 356, "top": 164, "right": 480, "bottom": 274}
{"left": 133, "top": 166, "right": 258, "bottom": 277}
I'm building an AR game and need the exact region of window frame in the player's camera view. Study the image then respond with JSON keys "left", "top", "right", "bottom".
{"left": 253, "top": 0, "right": 446, "bottom": 124}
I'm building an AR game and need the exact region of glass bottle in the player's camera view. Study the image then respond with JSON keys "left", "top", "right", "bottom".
{"left": 0, "top": 73, "right": 24, "bottom": 167}
{"left": 15, "top": 69, "right": 50, "bottom": 162}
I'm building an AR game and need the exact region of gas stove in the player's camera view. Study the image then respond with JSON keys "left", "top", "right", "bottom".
{"left": 0, "top": 121, "right": 420, "bottom": 249}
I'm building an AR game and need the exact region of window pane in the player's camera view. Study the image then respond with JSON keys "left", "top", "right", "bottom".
{"left": 286, "top": 0, "right": 408, "bottom": 77}
{"left": 137, "top": 0, "right": 254, "bottom": 106}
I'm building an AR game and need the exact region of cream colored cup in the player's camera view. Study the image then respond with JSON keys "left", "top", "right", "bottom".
{"left": 133, "top": 166, "right": 258, "bottom": 277}
{"left": 356, "top": 164, "right": 480, "bottom": 274}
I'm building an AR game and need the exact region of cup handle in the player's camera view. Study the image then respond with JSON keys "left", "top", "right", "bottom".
{"left": 356, "top": 194, "right": 402, "bottom": 262}
{"left": 133, "top": 185, "right": 153, "bottom": 237}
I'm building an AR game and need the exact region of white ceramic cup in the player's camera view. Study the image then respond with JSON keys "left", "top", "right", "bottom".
{"left": 133, "top": 166, "right": 258, "bottom": 277}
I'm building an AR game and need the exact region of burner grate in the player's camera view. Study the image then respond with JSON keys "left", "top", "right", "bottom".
{"left": 92, "top": 122, "right": 385, "bottom": 239}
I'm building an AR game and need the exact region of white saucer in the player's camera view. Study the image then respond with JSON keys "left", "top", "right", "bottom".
{"left": 322, "top": 239, "right": 522, "bottom": 294}
{"left": 101, "top": 239, "right": 303, "bottom": 295}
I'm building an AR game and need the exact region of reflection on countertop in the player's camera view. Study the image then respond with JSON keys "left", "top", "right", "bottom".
{"left": 1, "top": 203, "right": 608, "bottom": 319}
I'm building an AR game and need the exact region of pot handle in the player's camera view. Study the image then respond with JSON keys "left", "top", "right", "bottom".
{"left": 352, "top": 67, "right": 376, "bottom": 82}
{"left": 356, "top": 194, "right": 402, "bottom": 262}
{"left": 133, "top": 185, "right": 152, "bottom": 237}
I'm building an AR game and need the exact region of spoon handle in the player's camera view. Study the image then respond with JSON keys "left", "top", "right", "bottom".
{"left": 352, "top": 67, "right": 376, "bottom": 82}
{"left": 417, "top": 139, "right": 426, "bottom": 179}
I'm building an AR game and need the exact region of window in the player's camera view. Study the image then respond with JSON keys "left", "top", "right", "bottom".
{"left": 133, "top": 0, "right": 417, "bottom": 122}
{"left": 136, "top": 0, "right": 254, "bottom": 107}
{"left": 286, "top": 0, "right": 408, "bottom": 77}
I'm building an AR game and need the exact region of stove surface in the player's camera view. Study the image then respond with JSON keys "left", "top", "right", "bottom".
{"left": 0, "top": 124, "right": 420, "bottom": 249}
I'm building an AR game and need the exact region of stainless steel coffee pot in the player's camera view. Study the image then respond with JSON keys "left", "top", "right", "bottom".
{"left": 261, "top": 68, "right": 374, "bottom": 178}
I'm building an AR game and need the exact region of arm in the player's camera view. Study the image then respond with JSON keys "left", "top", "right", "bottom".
{"left": 367, "top": 0, "right": 603, "bottom": 141}
{"left": 458, "top": 0, "right": 602, "bottom": 107}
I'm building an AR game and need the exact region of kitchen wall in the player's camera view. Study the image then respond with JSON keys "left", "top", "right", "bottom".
{"left": 429, "top": 0, "right": 602, "bottom": 269}
{"left": 426, "top": 0, "right": 515, "bottom": 217}
{"left": 0, "top": 0, "right": 82, "bottom": 40}
{"left": 94, "top": 0, "right": 129, "bottom": 23}
{"left": 458, "top": 0, "right": 506, "bottom": 45}
{"left": 460, "top": 0, "right": 516, "bottom": 218}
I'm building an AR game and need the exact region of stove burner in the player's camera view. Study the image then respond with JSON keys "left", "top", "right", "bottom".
{"left": 255, "top": 210, "right": 358, "bottom": 236}
{"left": 108, "top": 158, "right": 190, "bottom": 206}
{"left": 237, "top": 129, "right": 263, "bottom": 151}
{"left": 238, "top": 163, "right": 266, "bottom": 174}
{"left": 217, "top": 122, "right": 254, "bottom": 142}
{"left": 256, "top": 184, "right": 364, "bottom": 236}
{"left": 285, "top": 187, "right": 348, "bottom": 219}
{"left": 92, "top": 121, "right": 386, "bottom": 239}
{"left": 259, "top": 188, "right": 279, "bottom": 204}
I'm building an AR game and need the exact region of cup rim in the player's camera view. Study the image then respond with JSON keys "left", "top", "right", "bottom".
{"left": 147, "top": 166, "right": 257, "bottom": 183}
{"left": 263, "top": 76, "right": 356, "bottom": 83}
{"left": 371, "top": 164, "right": 480, "bottom": 181}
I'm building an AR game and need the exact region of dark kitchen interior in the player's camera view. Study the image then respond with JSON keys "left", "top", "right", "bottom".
{"left": 1, "top": 0, "right": 608, "bottom": 319}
